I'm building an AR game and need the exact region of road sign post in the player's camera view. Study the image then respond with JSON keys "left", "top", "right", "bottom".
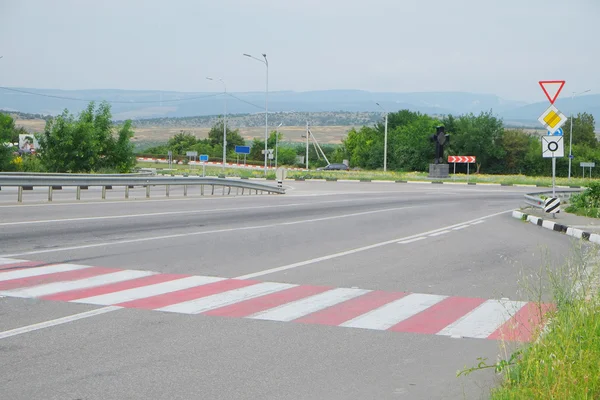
{"left": 186, "top": 151, "right": 198, "bottom": 173}
{"left": 581, "top": 162, "right": 595, "bottom": 179}
{"left": 235, "top": 146, "right": 251, "bottom": 166}
{"left": 447, "top": 156, "right": 476, "bottom": 181}
{"left": 199, "top": 154, "right": 209, "bottom": 177}
{"left": 539, "top": 80, "right": 566, "bottom": 199}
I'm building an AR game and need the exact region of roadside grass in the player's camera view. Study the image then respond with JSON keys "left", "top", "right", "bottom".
{"left": 136, "top": 161, "right": 593, "bottom": 187}
{"left": 566, "top": 182, "right": 600, "bottom": 218}
{"left": 459, "top": 244, "right": 600, "bottom": 399}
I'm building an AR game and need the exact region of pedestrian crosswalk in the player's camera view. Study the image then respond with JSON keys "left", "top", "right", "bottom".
{"left": 0, "top": 257, "right": 552, "bottom": 341}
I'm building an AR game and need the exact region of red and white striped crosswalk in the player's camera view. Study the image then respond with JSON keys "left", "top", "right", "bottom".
{"left": 0, "top": 257, "right": 552, "bottom": 341}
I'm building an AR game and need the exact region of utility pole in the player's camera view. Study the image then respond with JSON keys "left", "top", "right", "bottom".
{"left": 275, "top": 122, "right": 282, "bottom": 169}
{"left": 306, "top": 121, "right": 309, "bottom": 170}
{"left": 376, "top": 103, "right": 388, "bottom": 172}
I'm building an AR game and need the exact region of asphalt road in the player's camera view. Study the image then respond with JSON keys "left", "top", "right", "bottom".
{"left": 0, "top": 181, "right": 580, "bottom": 399}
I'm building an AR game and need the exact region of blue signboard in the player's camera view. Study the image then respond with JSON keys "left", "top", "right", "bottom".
{"left": 548, "top": 127, "right": 563, "bottom": 136}
{"left": 235, "top": 145, "right": 251, "bottom": 155}
{"left": 199, "top": 154, "right": 209, "bottom": 162}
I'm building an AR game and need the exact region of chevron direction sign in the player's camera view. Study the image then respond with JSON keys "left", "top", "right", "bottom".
{"left": 448, "top": 156, "right": 476, "bottom": 163}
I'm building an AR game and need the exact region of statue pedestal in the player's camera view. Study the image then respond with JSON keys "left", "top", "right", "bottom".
{"left": 428, "top": 164, "right": 449, "bottom": 178}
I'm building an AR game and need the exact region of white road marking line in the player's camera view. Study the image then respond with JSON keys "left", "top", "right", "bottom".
{"left": 436, "top": 299, "right": 528, "bottom": 339}
{"left": 471, "top": 220, "right": 485, "bottom": 225}
{"left": 0, "top": 194, "right": 241, "bottom": 208}
{"left": 278, "top": 206, "right": 417, "bottom": 226}
{"left": 0, "top": 197, "right": 399, "bottom": 226}
{"left": 0, "top": 263, "right": 90, "bottom": 282}
{"left": 452, "top": 225, "right": 469, "bottom": 231}
{"left": 429, "top": 230, "right": 450, "bottom": 237}
{"left": 238, "top": 209, "right": 513, "bottom": 279}
{"left": 0, "top": 270, "right": 156, "bottom": 298}
{"left": 340, "top": 293, "right": 447, "bottom": 330}
{"left": 397, "top": 237, "right": 427, "bottom": 244}
{"left": 72, "top": 275, "right": 226, "bottom": 305}
{"left": 249, "top": 288, "right": 371, "bottom": 322}
{"left": 0, "top": 206, "right": 419, "bottom": 258}
{"left": 158, "top": 282, "right": 297, "bottom": 314}
{"left": 0, "top": 258, "right": 26, "bottom": 265}
{"left": 0, "top": 306, "right": 122, "bottom": 340}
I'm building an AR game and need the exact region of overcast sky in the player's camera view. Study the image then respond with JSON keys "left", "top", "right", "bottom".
{"left": 0, "top": 0, "right": 597, "bottom": 102}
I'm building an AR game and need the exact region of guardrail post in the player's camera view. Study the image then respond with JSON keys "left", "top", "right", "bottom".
{"left": 102, "top": 186, "right": 106, "bottom": 199}
{"left": 18, "top": 186, "right": 23, "bottom": 203}
{"left": 184, "top": 185, "right": 187, "bottom": 197}
{"left": 76, "top": 186, "right": 81, "bottom": 200}
{"left": 146, "top": 185, "right": 150, "bottom": 198}
{"left": 211, "top": 185, "right": 215, "bottom": 195}
{"left": 125, "top": 186, "right": 129, "bottom": 199}
{"left": 241, "top": 188, "right": 245, "bottom": 195}
{"left": 48, "top": 186, "right": 53, "bottom": 202}
{"left": 228, "top": 186, "right": 231, "bottom": 195}
{"left": 201, "top": 185, "right": 204, "bottom": 196}
{"left": 166, "top": 185, "right": 170, "bottom": 197}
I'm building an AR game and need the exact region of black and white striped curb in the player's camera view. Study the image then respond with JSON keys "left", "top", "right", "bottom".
{"left": 512, "top": 210, "right": 600, "bottom": 244}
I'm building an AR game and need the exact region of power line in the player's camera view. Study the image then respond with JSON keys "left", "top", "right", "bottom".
{"left": 0, "top": 86, "right": 222, "bottom": 104}
{"left": 226, "top": 93, "right": 263, "bottom": 110}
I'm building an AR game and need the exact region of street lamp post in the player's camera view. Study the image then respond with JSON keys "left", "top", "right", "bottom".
{"left": 244, "top": 53, "right": 269, "bottom": 175}
{"left": 568, "top": 89, "right": 592, "bottom": 180}
{"left": 275, "top": 122, "right": 283, "bottom": 169}
{"left": 376, "top": 103, "right": 388, "bottom": 172}
{"left": 206, "top": 77, "right": 227, "bottom": 171}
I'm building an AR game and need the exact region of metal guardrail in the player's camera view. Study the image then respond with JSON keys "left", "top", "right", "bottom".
{"left": 524, "top": 189, "right": 581, "bottom": 209}
{"left": 0, "top": 175, "right": 285, "bottom": 203}
{"left": 0, "top": 171, "right": 155, "bottom": 177}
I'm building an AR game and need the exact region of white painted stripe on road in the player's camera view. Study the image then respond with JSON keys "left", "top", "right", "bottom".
{"left": 72, "top": 275, "right": 226, "bottom": 305}
{"left": 397, "top": 237, "right": 426, "bottom": 244}
{"left": 340, "top": 293, "right": 447, "bottom": 330}
{"left": 429, "top": 230, "right": 450, "bottom": 237}
{"left": 452, "top": 225, "right": 469, "bottom": 231}
{"left": 1, "top": 206, "right": 419, "bottom": 258}
{"left": 0, "top": 306, "right": 121, "bottom": 340}
{"left": 1, "top": 270, "right": 156, "bottom": 298}
{"left": 436, "top": 299, "right": 527, "bottom": 338}
{"left": 0, "top": 264, "right": 90, "bottom": 282}
{"left": 158, "top": 282, "right": 297, "bottom": 314}
{"left": 249, "top": 288, "right": 370, "bottom": 322}
{"left": 0, "top": 197, "right": 395, "bottom": 226}
{"left": 279, "top": 206, "right": 416, "bottom": 227}
{"left": 237, "top": 209, "right": 513, "bottom": 280}
{"left": 470, "top": 220, "right": 485, "bottom": 225}
{"left": 0, "top": 258, "right": 26, "bottom": 265}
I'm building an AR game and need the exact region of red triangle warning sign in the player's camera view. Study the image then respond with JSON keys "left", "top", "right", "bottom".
{"left": 539, "top": 80, "right": 565, "bottom": 104}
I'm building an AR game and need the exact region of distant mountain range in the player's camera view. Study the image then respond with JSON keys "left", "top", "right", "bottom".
{"left": 0, "top": 87, "right": 598, "bottom": 128}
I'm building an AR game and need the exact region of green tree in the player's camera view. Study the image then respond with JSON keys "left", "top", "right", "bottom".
{"left": 445, "top": 111, "right": 505, "bottom": 173}
{"left": 276, "top": 146, "right": 297, "bottom": 166}
{"left": 566, "top": 112, "right": 597, "bottom": 148}
{"left": 38, "top": 102, "right": 136, "bottom": 173}
{"left": 207, "top": 119, "right": 245, "bottom": 154}
{"left": 167, "top": 131, "right": 197, "bottom": 155}
{"left": 0, "top": 113, "right": 18, "bottom": 170}
{"left": 391, "top": 114, "right": 440, "bottom": 171}
{"left": 107, "top": 120, "right": 136, "bottom": 172}
{"left": 249, "top": 138, "right": 265, "bottom": 162}
{"left": 501, "top": 129, "right": 531, "bottom": 174}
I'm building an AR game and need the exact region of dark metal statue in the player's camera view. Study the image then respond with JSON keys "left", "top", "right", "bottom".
{"left": 430, "top": 126, "right": 450, "bottom": 164}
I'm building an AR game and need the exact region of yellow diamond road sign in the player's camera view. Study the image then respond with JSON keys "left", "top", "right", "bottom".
{"left": 538, "top": 105, "right": 567, "bottom": 134}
